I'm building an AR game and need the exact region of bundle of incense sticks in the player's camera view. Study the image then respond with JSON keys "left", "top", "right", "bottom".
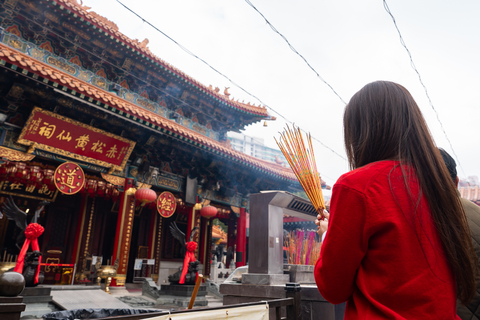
{"left": 1, "top": 250, "right": 17, "bottom": 263}
{"left": 283, "top": 230, "right": 321, "bottom": 265}
{"left": 276, "top": 125, "right": 326, "bottom": 216}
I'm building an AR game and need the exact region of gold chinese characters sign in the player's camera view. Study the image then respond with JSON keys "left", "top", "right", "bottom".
{"left": 0, "top": 180, "right": 58, "bottom": 202}
{"left": 17, "top": 107, "right": 136, "bottom": 172}
{"left": 156, "top": 191, "right": 176, "bottom": 218}
{"left": 54, "top": 162, "right": 85, "bottom": 195}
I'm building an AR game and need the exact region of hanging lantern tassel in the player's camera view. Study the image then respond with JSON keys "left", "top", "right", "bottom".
{"left": 135, "top": 188, "right": 157, "bottom": 207}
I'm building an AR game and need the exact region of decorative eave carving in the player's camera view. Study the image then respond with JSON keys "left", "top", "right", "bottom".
{"left": 0, "top": 44, "right": 296, "bottom": 182}
{"left": 0, "top": 146, "right": 36, "bottom": 162}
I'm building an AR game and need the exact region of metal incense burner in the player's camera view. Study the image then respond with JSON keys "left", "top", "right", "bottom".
{"left": 0, "top": 262, "right": 17, "bottom": 276}
{"left": 95, "top": 258, "right": 119, "bottom": 294}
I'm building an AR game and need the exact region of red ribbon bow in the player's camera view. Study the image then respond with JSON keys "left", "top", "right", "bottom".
{"left": 179, "top": 241, "right": 198, "bottom": 284}
{"left": 14, "top": 223, "right": 44, "bottom": 284}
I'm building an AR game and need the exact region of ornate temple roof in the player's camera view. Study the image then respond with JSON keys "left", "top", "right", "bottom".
{"left": 0, "top": 43, "right": 296, "bottom": 182}
{"left": 53, "top": 0, "right": 270, "bottom": 117}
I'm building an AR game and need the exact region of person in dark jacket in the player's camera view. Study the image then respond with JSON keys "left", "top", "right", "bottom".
{"left": 440, "top": 148, "right": 480, "bottom": 319}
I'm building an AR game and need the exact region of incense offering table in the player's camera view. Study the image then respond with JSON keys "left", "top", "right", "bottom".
{"left": 221, "top": 191, "right": 345, "bottom": 320}
{"left": 284, "top": 265, "right": 315, "bottom": 284}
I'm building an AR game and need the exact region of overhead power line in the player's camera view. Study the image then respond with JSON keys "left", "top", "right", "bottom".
{"left": 243, "top": 0, "right": 347, "bottom": 105}
{"left": 116, "top": 0, "right": 347, "bottom": 161}
{"left": 382, "top": 0, "right": 465, "bottom": 176}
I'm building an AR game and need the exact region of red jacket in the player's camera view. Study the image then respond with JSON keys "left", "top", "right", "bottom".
{"left": 315, "top": 160, "right": 459, "bottom": 319}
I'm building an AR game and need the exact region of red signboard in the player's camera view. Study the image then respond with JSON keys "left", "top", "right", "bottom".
{"left": 156, "top": 191, "right": 177, "bottom": 218}
{"left": 54, "top": 162, "right": 85, "bottom": 195}
{"left": 18, "top": 108, "right": 135, "bottom": 171}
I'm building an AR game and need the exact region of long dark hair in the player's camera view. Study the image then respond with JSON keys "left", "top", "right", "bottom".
{"left": 343, "top": 81, "right": 476, "bottom": 304}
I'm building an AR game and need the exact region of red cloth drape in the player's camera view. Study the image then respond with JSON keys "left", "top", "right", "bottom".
{"left": 13, "top": 223, "right": 44, "bottom": 284}
{"left": 179, "top": 241, "right": 198, "bottom": 284}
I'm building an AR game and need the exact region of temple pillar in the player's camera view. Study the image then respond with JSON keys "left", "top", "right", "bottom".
{"left": 192, "top": 209, "right": 201, "bottom": 259}
{"left": 111, "top": 178, "right": 135, "bottom": 287}
{"left": 71, "top": 193, "right": 89, "bottom": 266}
{"left": 71, "top": 195, "right": 96, "bottom": 283}
{"left": 148, "top": 208, "right": 162, "bottom": 283}
{"left": 236, "top": 207, "right": 247, "bottom": 267}
{"left": 186, "top": 207, "right": 194, "bottom": 242}
{"left": 200, "top": 218, "right": 207, "bottom": 265}
{"left": 186, "top": 206, "right": 201, "bottom": 259}
{"left": 226, "top": 215, "right": 236, "bottom": 268}
{"left": 200, "top": 218, "right": 213, "bottom": 277}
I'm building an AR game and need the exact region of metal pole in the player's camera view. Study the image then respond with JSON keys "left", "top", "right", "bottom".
{"left": 188, "top": 274, "right": 204, "bottom": 309}
{"left": 71, "top": 263, "right": 76, "bottom": 285}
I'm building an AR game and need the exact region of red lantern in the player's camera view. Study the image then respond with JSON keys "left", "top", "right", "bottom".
{"left": 112, "top": 188, "right": 120, "bottom": 202}
{"left": 97, "top": 181, "right": 106, "bottom": 197}
{"left": 15, "top": 162, "right": 27, "bottom": 180}
{"left": 28, "top": 166, "right": 41, "bottom": 185}
{"left": 200, "top": 205, "right": 218, "bottom": 219}
{"left": 42, "top": 169, "right": 54, "bottom": 186}
{"left": 0, "top": 162, "right": 8, "bottom": 177}
{"left": 86, "top": 179, "right": 97, "bottom": 196}
{"left": 104, "top": 183, "right": 113, "bottom": 198}
{"left": 135, "top": 188, "right": 157, "bottom": 206}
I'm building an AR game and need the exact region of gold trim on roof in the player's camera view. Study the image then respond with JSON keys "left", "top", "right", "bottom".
{"left": 101, "top": 173, "right": 125, "bottom": 186}
{"left": 0, "top": 146, "right": 35, "bottom": 161}
{"left": 0, "top": 44, "right": 296, "bottom": 181}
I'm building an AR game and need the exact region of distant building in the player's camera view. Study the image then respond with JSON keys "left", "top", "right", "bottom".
{"left": 228, "top": 132, "right": 287, "bottom": 165}
{"left": 459, "top": 175, "right": 480, "bottom": 187}
{"left": 468, "top": 176, "right": 480, "bottom": 186}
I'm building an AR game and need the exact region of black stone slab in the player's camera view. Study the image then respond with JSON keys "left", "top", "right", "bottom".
{"left": 158, "top": 284, "right": 207, "bottom": 297}
{"left": 0, "top": 296, "right": 23, "bottom": 303}
{"left": 21, "top": 286, "right": 51, "bottom": 296}
{"left": 22, "top": 295, "right": 53, "bottom": 303}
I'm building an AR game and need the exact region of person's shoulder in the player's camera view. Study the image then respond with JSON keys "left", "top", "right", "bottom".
{"left": 461, "top": 197, "right": 480, "bottom": 217}
{"left": 335, "top": 160, "right": 398, "bottom": 192}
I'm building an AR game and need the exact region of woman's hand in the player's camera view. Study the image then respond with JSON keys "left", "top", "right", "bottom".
{"left": 315, "top": 210, "right": 330, "bottom": 237}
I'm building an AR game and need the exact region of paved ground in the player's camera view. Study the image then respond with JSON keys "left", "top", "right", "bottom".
{"left": 51, "top": 289, "right": 132, "bottom": 310}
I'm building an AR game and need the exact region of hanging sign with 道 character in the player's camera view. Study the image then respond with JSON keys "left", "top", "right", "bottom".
{"left": 54, "top": 162, "right": 85, "bottom": 195}
{"left": 17, "top": 107, "right": 136, "bottom": 172}
{"left": 156, "top": 191, "right": 177, "bottom": 218}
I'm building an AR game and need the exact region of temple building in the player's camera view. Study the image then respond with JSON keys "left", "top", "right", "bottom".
{"left": 0, "top": 0, "right": 301, "bottom": 286}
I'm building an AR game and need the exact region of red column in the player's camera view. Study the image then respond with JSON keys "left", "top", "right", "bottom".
{"left": 147, "top": 207, "right": 157, "bottom": 260}
{"left": 71, "top": 193, "right": 89, "bottom": 265}
{"left": 186, "top": 207, "right": 194, "bottom": 242}
{"left": 199, "top": 217, "right": 208, "bottom": 265}
{"left": 226, "top": 215, "right": 236, "bottom": 268}
{"left": 236, "top": 207, "right": 247, "bottom": 267}
{"left": 111, "top": 178, "right": 135, "bottom": 287}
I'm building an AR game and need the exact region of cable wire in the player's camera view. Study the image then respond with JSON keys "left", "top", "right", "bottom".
{"left": 21, "top": 14, "right": 231, "bottom": 128}
{"left": 116, "top": 0, "right": 347, "bottom": 161}
{"left": 244, "top": 0, "right": 347, "bottom": 106}
{"left": 383, "top": 0, "right": 465, "bottom": 176}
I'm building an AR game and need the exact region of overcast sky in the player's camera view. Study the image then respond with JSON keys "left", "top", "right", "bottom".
{"left": 81, "top": 0, "right": 480, "bottom": 185}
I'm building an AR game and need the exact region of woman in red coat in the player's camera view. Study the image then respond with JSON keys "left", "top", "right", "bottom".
{"left": 314, "top": 81, "right": 476, "bottom": 319}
